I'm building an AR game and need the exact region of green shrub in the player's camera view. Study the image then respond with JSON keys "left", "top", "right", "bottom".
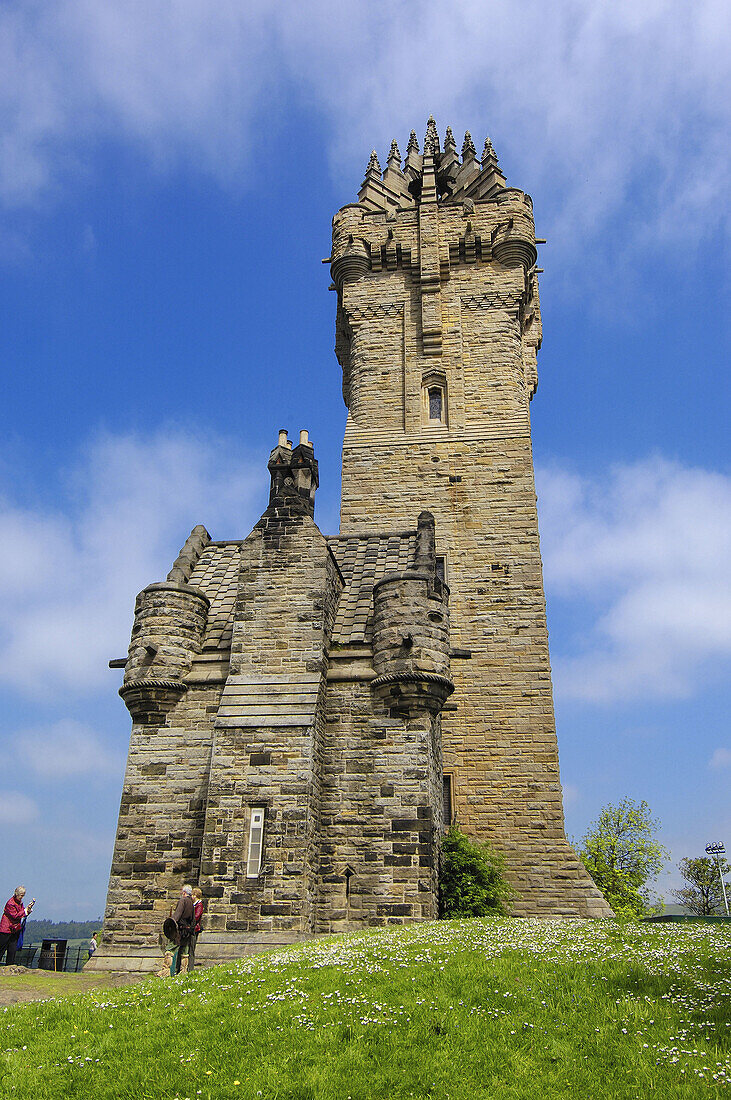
{"left": 577, "top": 799, "right": 667, "bottom": 920}
{"left": 439, "top": 825, "right": 515, "bottom": 917}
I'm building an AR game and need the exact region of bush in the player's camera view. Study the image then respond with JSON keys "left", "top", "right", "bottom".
{"left": 439, "top": 825, "right": 515, "bottom": 918}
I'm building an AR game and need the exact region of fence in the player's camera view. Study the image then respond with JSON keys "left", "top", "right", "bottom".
{"left": 1, "top": 941, "right": 90, "bottom": 972}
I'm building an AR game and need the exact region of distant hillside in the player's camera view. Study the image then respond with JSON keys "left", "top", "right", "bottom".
{"left": 23, "top": 919, "right": 102, "bottom": 943}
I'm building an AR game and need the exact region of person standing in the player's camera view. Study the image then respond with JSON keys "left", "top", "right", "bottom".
{"left": 0, "top": 887, "right": 35, "bottom": 965}
{"left": 88, "top": 932, "right": 98, "bottom": 959}
{"left": 189, "top": 887, "right": 204, "bottom": 971}
{"left": 172, "top": 885, "right": 194, "bottom": 975}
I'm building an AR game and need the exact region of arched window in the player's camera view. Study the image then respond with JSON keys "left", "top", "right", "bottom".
{"left": 422, "top": 372, "right": 448, "bottom": 427}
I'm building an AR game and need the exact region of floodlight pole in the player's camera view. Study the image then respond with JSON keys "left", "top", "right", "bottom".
{"left": 705, "top": 842, "right": 730, "bottom": 916}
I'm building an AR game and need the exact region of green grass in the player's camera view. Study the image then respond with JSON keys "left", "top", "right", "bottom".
{"left": 0, "top": 970, "right": 126, "bottom": 1000}
{"left": 1, "top": 918, "right": 729, "bottom": 1099}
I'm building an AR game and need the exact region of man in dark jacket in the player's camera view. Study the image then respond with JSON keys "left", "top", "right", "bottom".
{"left": 172, "top": 885, "right": 194, "bottom": 975}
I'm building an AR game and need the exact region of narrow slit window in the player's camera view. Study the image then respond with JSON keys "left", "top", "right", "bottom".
{"left": 442, "top": 775, "right": 453, "bottom": 828}
{"left": 428, "top": 387, "right": 443, "bottom": 421}
{"left": 246, "top": 807, "right": 265, "bottom": 878}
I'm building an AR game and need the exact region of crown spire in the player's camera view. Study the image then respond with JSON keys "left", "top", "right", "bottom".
{"left": 355, "top": 122, "right": 507, "bottom": 211}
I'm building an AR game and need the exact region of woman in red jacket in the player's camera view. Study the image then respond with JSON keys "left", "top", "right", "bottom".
{"left": 189, "top": 887, "right": 204, "bottom": 971}
{"left": 0, "top": 886, "right": 35, "bottom": 965}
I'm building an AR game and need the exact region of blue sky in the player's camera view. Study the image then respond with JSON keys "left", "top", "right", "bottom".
{"left": 0, "top": 1, "right": 729, "bottom": 919}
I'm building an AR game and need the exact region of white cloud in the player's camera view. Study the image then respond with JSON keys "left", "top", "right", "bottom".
{"left": 537, "top": 457, "right": 731, "bottom": 703}
{"left": 0, "top": 427, "right": 264, "bottom": 696}
{"left": 0, "top": 1, "right": 728, "bottom": 272}
{"left": 0, "top": 790, "right": 39, "bottom": 825}
{"left": 710, "top": 748, "right": 731, "bottom": 769}
{"left": 14, "top": 719, "right": 122, "bottom": 778}
{"left": 561, "top": 783, "right": 580, "bottom": 810}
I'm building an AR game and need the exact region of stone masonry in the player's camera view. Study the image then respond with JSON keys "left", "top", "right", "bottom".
{"left": 91, "top": 120, "right": 609, "bottom": 972}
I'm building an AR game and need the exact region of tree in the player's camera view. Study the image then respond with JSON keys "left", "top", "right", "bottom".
{"left": 439, "top": 826, "right": 515, "bottom": 918}
{"left": 577, "top": 799, "right": 668, "bottom": 920}
{"left": 672, "top": 856, "right": 730, "bottom": 916}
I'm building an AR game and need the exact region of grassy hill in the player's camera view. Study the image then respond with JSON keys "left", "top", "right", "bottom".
{"left": 1, "top": 917, "right": 729, "bottom": 1099}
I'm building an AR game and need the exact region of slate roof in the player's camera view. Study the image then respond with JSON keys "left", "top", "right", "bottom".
{"left": 328, "top": 531, "right": 417, "bottom": 646}
{"left": 185, "top": 530, "right": 417, "bottom": 653}
{"left": 188, "top": 541, "right": 242, "bottom": 651}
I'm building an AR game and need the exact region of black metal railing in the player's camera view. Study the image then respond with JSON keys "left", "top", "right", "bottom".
{"left": 1, "top": 942, "right": 90, "bottom": 972}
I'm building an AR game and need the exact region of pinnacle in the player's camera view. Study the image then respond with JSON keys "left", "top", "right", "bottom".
{"left": 366, "top": 149, "right": 381, "bottom": 175}
{"left": 424, "top": 115, "right": 440, "bottom": 156}
{"left": 482, "top": 135, "right": 499, "bottom": 163}
{"left": 462, "top": 131, "right": 477, "bottom": 159}
{"left": 407, "top": 130, "right": 419, "bottom": 154}
{"left": 444, "top": 125, "right": 456, "bottom": 150}
{"left": 388, "top": 138, "right": 402, "bottom": 165}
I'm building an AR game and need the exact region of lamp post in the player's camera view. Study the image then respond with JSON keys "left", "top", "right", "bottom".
{"left": 705, "top": 842, "right": 729, "bottom": 916}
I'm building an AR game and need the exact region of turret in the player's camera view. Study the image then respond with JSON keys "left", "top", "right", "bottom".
{"left": 330, "top": 208, "right": 371, "bottom": 292}
{"left": 119, "top": 526, "right": 211, "bottom": 722}
{"left": 371, "top": 512, "right": 453, "bottom": 717}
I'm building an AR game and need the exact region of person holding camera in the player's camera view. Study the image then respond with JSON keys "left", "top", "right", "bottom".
{"left": 0, "top": 886, "right": 35, "bottom": 965}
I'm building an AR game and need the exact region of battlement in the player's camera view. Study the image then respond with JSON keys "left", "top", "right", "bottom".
{"left": 355, "top": 117, "right": 509, "bottom": 213}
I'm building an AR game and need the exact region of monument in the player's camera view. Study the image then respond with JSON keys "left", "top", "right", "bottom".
{"left": 90, "top": 119, "right": 609, "bottom": 972}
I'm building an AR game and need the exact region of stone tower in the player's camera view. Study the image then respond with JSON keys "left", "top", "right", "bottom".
{"left": 330, "top": 119, "right": 609, "bottom": 917}
{"left": 90, "top": 117, "right": 609, "bottom": 972}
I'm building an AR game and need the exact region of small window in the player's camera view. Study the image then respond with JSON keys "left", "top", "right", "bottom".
{"left": 435, "top": 555, "right": 446, "bottom": 583}
{"left": 442, "top": 775, "right": 453, "bottom": 828}
{"left": 422, "top": 372, "right": 448, "bottom": 427}
{"left": 246, "top": 806, "right": 265, "bottom": 878}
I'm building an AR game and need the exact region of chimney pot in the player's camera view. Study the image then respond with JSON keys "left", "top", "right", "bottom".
{"left": 278, "top": 429, "right": 288, "bottom": 447}
{"left": 299, "top": 429, "right": 309, "bottom": 445}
